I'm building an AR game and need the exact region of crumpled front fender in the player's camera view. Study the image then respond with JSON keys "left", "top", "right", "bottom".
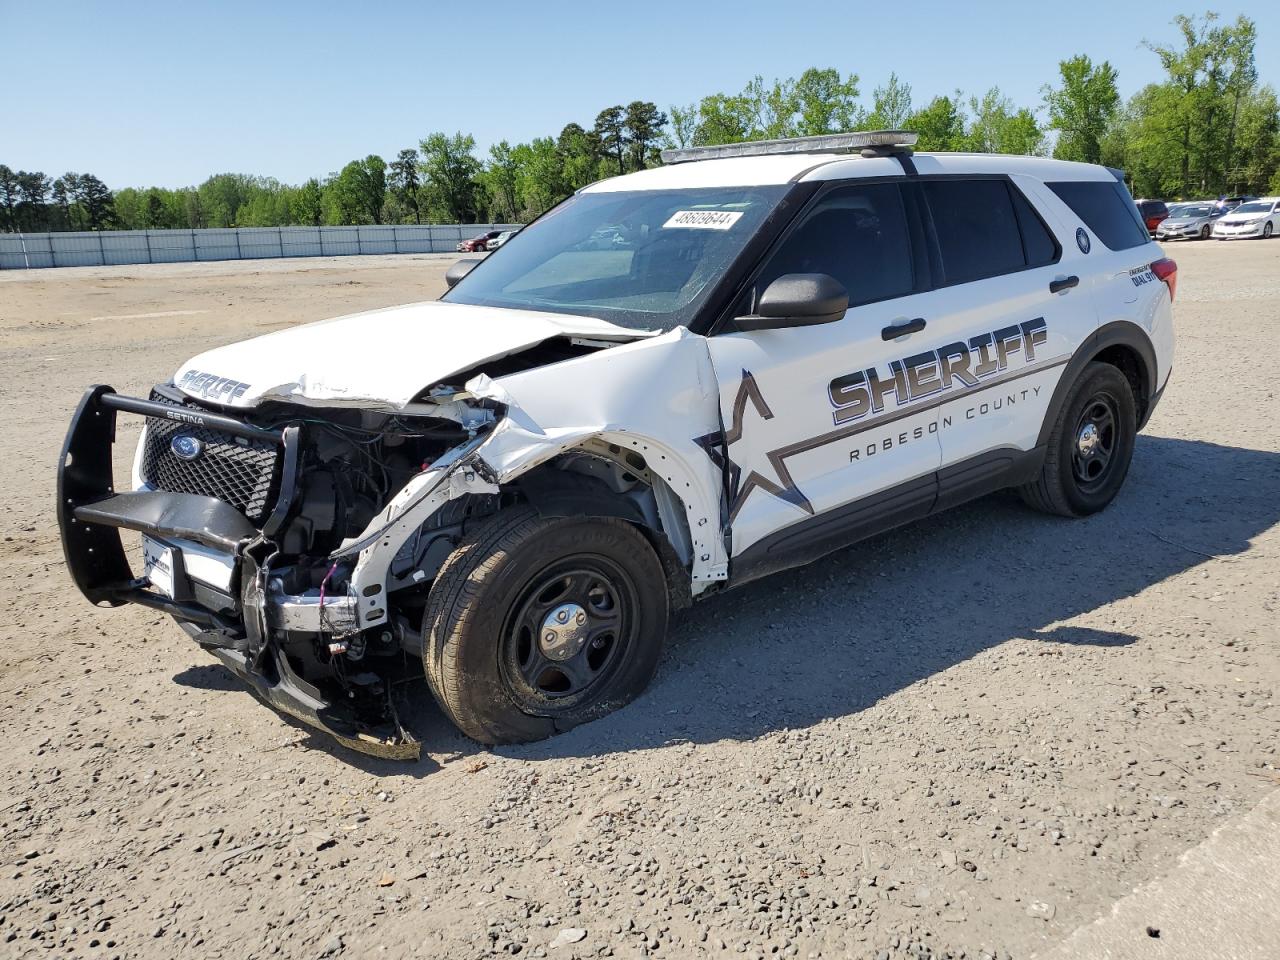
{"left": 336, "top": 328, "right": 728, "bottom": 628}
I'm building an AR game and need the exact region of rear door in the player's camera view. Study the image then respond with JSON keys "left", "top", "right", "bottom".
{"left": 1043, "top": 177, "right": 1173, "bottom": 395}
{"left": 901, "top": 176, "right": 1084, "bottom": 505}
{"left": 705, "top": 179, "right": 943, "bottom": 557}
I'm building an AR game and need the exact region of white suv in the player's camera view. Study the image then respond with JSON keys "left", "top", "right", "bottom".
{"left": 58, "top": 132, "right": 1176, "bottom": 753}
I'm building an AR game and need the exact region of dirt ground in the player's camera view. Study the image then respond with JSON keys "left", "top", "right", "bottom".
{"left": 1, "top": 242, "right": 1277, "bottom": 960}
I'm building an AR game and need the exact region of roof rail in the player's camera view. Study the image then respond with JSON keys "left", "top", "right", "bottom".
{"left": 660, "top": 130, "right": 918, "bottom": 165}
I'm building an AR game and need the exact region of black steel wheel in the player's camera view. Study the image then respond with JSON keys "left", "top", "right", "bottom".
{"left": 423, "top": 509, "right": 668, "bottom": 744}
{"left": 1019, "top": 362, "right": 1138, "bottom": 518}
{"left": 1070, "top": 395, "right": 1118, "bottom": 491}
{"left": 501, "top": 560, "right": 639, "bottom": 712}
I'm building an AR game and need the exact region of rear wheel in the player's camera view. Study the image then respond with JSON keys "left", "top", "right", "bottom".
{"left": 1200, "top": 225, "right": 1210, "bottom": 240}
{"left": 1018, "top": 362, "right": 1137, "bottom": 518}
{"left": 423, "top": 509, "right": 668, "bottom": 744}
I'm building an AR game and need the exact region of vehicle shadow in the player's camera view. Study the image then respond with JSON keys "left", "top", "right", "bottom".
{"left": 497, "top": 434, "right": 1280, "bottom": 761}
{"left": 178, "top": 434, "right": 1279, "bottom": 771}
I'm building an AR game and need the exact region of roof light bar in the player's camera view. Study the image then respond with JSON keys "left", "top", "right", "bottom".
{"left": 659, "top": 130, "right": 918, "bottom": 165}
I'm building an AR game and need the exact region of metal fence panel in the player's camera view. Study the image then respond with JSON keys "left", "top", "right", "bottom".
{"left": 0, "top": 223, "right": 521, "bottom": 269}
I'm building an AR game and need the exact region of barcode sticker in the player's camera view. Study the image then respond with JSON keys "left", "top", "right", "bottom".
{"left": 662, "top": 210, "right": 743, "bottom": 230}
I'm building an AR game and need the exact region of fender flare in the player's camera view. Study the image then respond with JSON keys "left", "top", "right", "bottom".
{"left": 1037, "top": 321, "right": 1159, "bottom": 446}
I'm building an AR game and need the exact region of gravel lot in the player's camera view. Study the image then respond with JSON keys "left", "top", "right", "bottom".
{"left": 1, "top": 241, "right": 1277, "bottom": 960}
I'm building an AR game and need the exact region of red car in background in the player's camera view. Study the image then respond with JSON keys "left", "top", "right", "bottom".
{"left": 1136, "top": 199, "right": 1170, "bottom": 236}
{"left": 457, "top": 230, "right": 502, "bottom": 253}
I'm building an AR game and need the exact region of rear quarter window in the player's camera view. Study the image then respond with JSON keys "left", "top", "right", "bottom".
{"left": 1048, "top": 181, "right": 1150, "bottom": 251}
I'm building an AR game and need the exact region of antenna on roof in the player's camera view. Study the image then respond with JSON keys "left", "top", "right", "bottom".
{"left": 660, "top": 130, "right": 918, "bottom": 165}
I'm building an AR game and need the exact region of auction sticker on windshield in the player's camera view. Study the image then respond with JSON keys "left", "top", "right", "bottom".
{"left": 663, "top": 210, "right": 744, "bottom": 230}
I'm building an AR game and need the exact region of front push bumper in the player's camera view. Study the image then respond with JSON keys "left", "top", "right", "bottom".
{"left": 57, "top": 385, "right": 420, "bottom": 760}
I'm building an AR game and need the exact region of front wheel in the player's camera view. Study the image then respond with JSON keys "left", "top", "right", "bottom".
{"left": 423, "top": 509, "right": 669, "bottom": 744}
{"left": 1019, "top": 362, "right": 1138, "bottom": 518}
{"left": 1264, "top": 222, "right": 1274, "bottom": 239}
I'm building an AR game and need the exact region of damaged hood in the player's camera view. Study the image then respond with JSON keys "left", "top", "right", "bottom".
{"left": 173, "top": 300, "right": 650, "bottom": 409}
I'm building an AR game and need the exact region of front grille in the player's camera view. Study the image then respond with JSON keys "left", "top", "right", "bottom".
{"left": 140, "top": 391, "right": 281, "bottom": 524}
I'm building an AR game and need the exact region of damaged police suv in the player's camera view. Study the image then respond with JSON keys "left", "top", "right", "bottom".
{"left": 58, "top": 132, "right": 1175, "bottom": 755}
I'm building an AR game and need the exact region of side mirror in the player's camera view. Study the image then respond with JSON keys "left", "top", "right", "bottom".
{"left": 445, "top": 258, "right": 481, "bottom": 288}
{"left": 735, "top": 273, "right": 849, "bottom": 332}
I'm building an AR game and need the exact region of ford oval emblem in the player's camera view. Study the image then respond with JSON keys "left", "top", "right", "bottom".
{"left": 170, "top": 435, "right": 204, "bottom": 461}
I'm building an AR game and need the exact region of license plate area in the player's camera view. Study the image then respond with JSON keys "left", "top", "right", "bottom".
{"left": 142, "top": 536, "right": 179, "bottom": 599}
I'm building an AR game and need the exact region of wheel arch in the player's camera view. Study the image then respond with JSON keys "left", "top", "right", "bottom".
{"left": 1038, "top": 321, "right": 1159, "bottom": 446}
{"left": 501, "top": 436, "right": 706, "bottom": 610}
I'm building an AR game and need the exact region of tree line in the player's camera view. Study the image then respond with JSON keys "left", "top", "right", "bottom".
{"left": 2, "top": 11, "right": 1276, "bottom": 235}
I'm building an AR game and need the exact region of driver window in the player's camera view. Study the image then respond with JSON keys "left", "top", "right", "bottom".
{"left": 755, "top": 182, "right": 914, "bottom": 309}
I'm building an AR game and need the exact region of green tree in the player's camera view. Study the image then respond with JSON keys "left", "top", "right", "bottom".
{"left": 291, "top": 178, "right": 324, "bottom": 226}
{"left": 1044, "top": 55, "right": 1121, "bottom": 164}
{"left": 479, "top": 141, "right": 520, "bottom": 222}
{"left": 964, "top": 88, "right": 1045, "bottom": 155}
{"left": 0, "top": 165, "right": 21, "bottom": 231}
{"left": 75, "top": 173, "right": 116, "bottom": 229}
{"left": 790, "top": 68, "right": 863, "bottom": 136}
{"left": 624, "top": 101, "right": 667, "bottom": 170}
{"left": 329, "top": 156, "right": 386, "bottom": 225}
{"left": 388, "top": 148, "right": 422, "bottom": 224}
{"left": 557, "top": 123, "right": 603, "bottom": 191}
{"left": 593, "top": 106, "right": 628, "bottom": 175}
{"left": 866, "top": 73, "right": 913, "bottom": 130}
{"left": 907, "top": 95, "right": 967, "bottom": 151}
{"left": 513, "top": 138, "right": 568, "bottom": 218}
{"left": 419, "top": 133, "right": 482, "bottom": 222}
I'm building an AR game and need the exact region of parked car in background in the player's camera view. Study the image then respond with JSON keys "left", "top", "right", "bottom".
{"left": 1155, "top": 202, "right": 1223, "bottom": 240}
{"left": 1213, "top": 197, "right": 1279, "bottom": 240}
{"left": 457, "top": 230, "right": 502, "bottom": 253}
{"left": 1213, "top": 195, "right": 1257, "bottom": 214}
{"left": 1135, "top": 199, "right": 1169, "bottom": 236}
{"left": 487, "top": 229, "right": 521, "bottom": 250}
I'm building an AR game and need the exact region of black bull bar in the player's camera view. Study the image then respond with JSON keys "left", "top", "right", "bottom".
{"left": 56, "top": 385, "right": 420, "bottom": 760}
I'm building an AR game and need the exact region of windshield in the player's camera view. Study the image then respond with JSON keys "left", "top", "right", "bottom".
{"left": 1174, "top": 205, "right": 1214, "bottom": 218}
{"left": 443, "top": 186, "right": 789, "bottom": 331}
{"left": 1233, "top": 201, "right": 1271, "bottom": 215}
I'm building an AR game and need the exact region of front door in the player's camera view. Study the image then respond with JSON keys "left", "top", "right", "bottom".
{"left": 704, "top": 180, "right": 943, "bottom": 558}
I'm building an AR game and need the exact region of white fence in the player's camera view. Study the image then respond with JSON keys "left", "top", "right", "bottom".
{"left": 0, "top": 224, "right": 522, "bottom": 270}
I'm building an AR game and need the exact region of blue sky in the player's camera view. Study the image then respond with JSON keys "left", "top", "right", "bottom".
{"left": 6, "top": 0, "right": 1277, "bottom": 188}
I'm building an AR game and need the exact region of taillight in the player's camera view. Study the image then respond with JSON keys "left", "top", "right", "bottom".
{"left": 1151, "top": 258, "right": 1177, "bottom": 302}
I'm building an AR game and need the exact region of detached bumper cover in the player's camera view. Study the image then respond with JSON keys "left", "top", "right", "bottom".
{"left": 57, "top": 385, "right": 418, "bottom": 759}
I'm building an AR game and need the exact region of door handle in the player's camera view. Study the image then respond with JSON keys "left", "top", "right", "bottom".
{"left": 881, "top": 317, "right": 926, "bottom": 340}
{"left": 1049, "top": 275, "right": 1080, "bottom": 294}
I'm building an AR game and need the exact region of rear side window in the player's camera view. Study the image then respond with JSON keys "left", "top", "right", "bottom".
{"left": 922, "top": 179, "right": 1026, "bottom": 285}
{"left": 1047, "top": 180, "right": 1149, "bottom": 250}
{"left": 756, "top": 182, "right": 914, "bottom": 307}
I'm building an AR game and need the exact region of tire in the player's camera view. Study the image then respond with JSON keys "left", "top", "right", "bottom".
{"left": 1264, "top": 222, "right": 1274, "bottom": 239}
{"left": 423, "top": 508, "right": 668, "bottom": 744}
{"left": 1018, "top": 362, "right": 1138, "bottom": 518}
{"left": 1200, "top": 225, "right": 1210, "bottom": 240}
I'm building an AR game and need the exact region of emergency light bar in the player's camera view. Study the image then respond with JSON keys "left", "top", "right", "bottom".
{"left": 660, "top": 130, "right": 918, "bottom": 165}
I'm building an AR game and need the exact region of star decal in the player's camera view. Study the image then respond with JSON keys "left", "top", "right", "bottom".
{"left": 694, "top": 369, "right": 815, "bottom": 523}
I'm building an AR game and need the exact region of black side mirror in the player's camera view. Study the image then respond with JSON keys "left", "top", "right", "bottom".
{"left": 445, "top": 258, "right": 481, "bottom": 288}
{"left": 735, "top": 273, "right": 849, "bottom": 332}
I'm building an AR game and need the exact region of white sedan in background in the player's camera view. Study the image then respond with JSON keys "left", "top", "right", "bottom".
{"left": 486, "top": 229, "right": 521, "bottom": 251}
{"left": 1213, "top": 197, "right": 1279, "bottom": 240}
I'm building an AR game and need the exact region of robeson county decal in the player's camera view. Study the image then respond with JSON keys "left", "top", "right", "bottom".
{"left": 697, "top": 318, "right": 1069, "bottom": 522}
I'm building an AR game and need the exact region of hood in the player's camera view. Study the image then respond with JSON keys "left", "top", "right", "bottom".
{"left": 173, "top": 300, "right": 650, "bottom": 410}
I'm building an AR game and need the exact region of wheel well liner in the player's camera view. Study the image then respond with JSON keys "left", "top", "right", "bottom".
{"left": 1038, "top": 322, "right": 1159, "bottom": 445}
{"left": 512, "top": 452, "right": 695, "bottom": 611}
